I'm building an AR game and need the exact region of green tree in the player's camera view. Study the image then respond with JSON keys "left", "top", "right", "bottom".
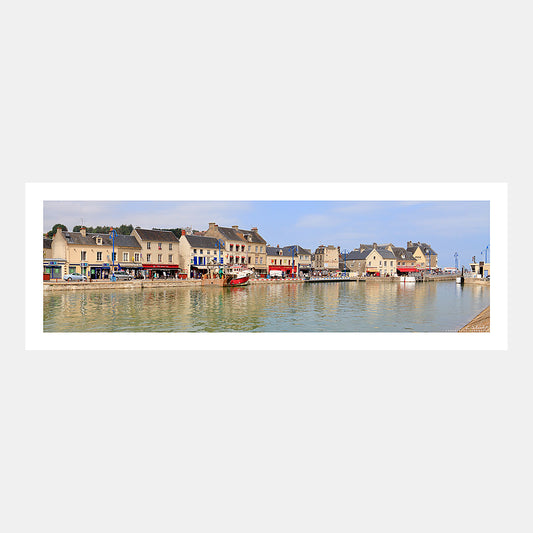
{"left": 46, "top": 223, "right": 68, "bottom": 238}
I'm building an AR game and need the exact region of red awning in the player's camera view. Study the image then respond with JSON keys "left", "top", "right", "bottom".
{"left": 397, "top": 267, "right": 418, "bottom": 272}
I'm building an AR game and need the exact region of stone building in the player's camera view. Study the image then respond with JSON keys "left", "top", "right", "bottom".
{"left": 313, "top": 245, "right": 339, "bottom": 271}
{"left": 406, "top": 241, "right": 438, "bottom": 269}
{"left": 131, "top": 227, "right": 180, "bottom": 278}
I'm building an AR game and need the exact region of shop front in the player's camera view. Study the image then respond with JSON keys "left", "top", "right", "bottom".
{"left": 117, "top": 261, "right": 144, "bottom": 278}
{"left": 397, "top": 267, "right": 418, "bottom": 276}
{"left": 89, "top": 263, "right": 111, "bottom": 279}
{"left": 366, "top": 267, "right": 380, "bottom": 277}
{"left": 43, "top": 259, "right": 66, "bottom": 280}
{"left": 142, "top": 263, "right": 181, "bottom": 279}
{"left": 268, "top": 265, "right": 295, "bottom": 278}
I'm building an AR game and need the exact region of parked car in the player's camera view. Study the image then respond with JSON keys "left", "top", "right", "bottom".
{"left": 112, "top": 271, "right": 133, "bottom": 281}
{"left": 63, "top": 273, "right": 87, "bottom": 282}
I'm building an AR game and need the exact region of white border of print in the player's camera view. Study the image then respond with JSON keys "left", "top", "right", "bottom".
{"left": 26, "top": 182, "right": 507, "bottom": 351}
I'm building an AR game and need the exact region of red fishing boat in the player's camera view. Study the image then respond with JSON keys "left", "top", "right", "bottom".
{"left": 224, "top": 272, "right": 250, "bottom": 287}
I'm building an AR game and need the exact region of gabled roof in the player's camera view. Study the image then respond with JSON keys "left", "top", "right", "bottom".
{"left": 266, "top": 246, "right": 284, "bottom": 256}
{"left": 375, "top": 248, "right": 396, "bottom": 259}
{"left": 391, "top": 247, "right": 415, "bottom": 260}
{"left": 61, "top": 231, "right": 142, "bottom": 248}
{"left": 96, "top": 233, "right": 141, "bottom": 248}
{"left": 182, "top": 235, "right": 222, "bottom": 248}
{"left": 282, "top": 245, "right": 312, "bottom": 256}
{"left": 62, "top": 232, "right": 106, "bottom": 245}
{"left": 345, "top": 249, "right": 372, "bottom": 261}
{"left": 407, "top": 242, "right": 437, "bottom": 256}
{"left": 215, "top": 226, "right": 247, "bottom": 242}
{"left": 239, "top": 229, "right": 266, "bottom": 244}
{"left": 133, "top": 228, "right": 179, "bottom": 242}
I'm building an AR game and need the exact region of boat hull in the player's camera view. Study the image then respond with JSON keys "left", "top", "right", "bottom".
{"left": 226, "top": 276, "right": 249, "bottom": 287}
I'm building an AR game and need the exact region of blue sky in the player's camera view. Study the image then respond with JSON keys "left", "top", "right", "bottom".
{"left": 44, "top": 201, "right": 490, "bottom": 268}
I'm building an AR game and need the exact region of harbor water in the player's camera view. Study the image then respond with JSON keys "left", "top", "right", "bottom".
{"left": 43, "top": 281, "right": 489, "bottom": 333}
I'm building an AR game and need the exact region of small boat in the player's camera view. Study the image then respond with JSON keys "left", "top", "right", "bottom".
{"left": 224, "top": 272, "right": 250, "bottom": 287}
{"left": 201, "top": 266, "right": 250, "bottom": 287}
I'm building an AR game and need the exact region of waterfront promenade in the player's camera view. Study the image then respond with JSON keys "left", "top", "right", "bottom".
{"left": 43, "top": 273, "right": 468, "bottom": 291}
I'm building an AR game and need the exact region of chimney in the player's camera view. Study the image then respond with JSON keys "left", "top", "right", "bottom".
{"left": 232, "top": 225, "right": 239, "bottom": 231}
{"left": 80, "top": 227, "right": 86, "bottom": 237}
{"left": 56, "top": 227, "right": 63, "bottom": 235}
{"left": 251, "top": 227, "right": 258, "bottom": 232}
{"left": 407, "top": 241, "right": 413, "bottom": 248}
{"left": 181, "top": 229, "right": 186, "bottom": 236}
{"left": 208, "top": 222, "right": 218, "bottom": 231}
{"left": 373, "top": 242, "right": 377, "bottom": 249}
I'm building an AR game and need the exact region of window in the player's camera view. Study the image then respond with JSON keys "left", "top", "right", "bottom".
{"left": 147, "top": 254, "right": 151, "bottom": 261}
{"left": 157, "top": 254, "right": 161, "bottom": 262}
{"left": 169, "top": 254, "right": 173, "bottom": 262}
{"left": 248, "top": 245, "right": 251, "bottom": 252}
{"left": 97, "top": 252, "right": 102, "bottom": 261}
{"left": 194, "top": 249, "right": 197, "bottom": 254}
{"left": 255, "top": 257, "right": 258, "bottom": 264}
{"left": 169, "top": 243, "right": 172, "bottom": 250}
{"left": 200, "top": 249, "right": 203, "bottom": 254}
{"left": 147, "top": 242, "right": 151, "bottom": 249}
{"left": 111, "top": 253, "right": 116, "bottom": 261}
{"left": 134, "top": 253, "right": 140, "bottom": 262}
{"left": 255, "top": 246, "right": 258, "bottom": 252}
{"left": 81, "top": 251, "right": 87, "bottom": 261}
{"left": 260, "top": 257, "right": 263, "bottom": 264}
{"left": 207, "top": 250, "right": 210, "bottom": 254}
{"left": 158, "top": 243, "right": 162, "bottom": 250}
{"left": 384, "top": 261, "right": 387, "bottom": 266}
{"left": 229, "top": 244, "right": 233, "bottom": 251}
{"left": 123, "top": 252, "right": 129, "bottom": 261}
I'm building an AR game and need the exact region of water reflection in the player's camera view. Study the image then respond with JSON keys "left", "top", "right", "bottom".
{"left": 43, "top": 281, "right": 490, "bottom": 333}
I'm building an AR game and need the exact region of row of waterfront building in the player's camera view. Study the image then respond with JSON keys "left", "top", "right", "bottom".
{"left": 43, "top": 222, "right": 441, "bottom": 280}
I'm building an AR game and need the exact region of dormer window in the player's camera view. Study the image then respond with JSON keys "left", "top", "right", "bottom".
{"left": 96, "top": 237, "right": 103, "bottom": 245}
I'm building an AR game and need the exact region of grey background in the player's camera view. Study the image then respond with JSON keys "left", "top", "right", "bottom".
{"left": 5, "top": 2, "right": 531, "bottom": 531}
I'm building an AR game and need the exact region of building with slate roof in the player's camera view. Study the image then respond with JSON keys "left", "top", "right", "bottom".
{"left": 49, "top": 227, "right": 143, "bottom": 279}
{"left": 204, "top": 223, "right": 268, "bottom": 275}
{"left": 406, "top": 241, "right": 438, "bottom": 269}
{"left": 266, "top": 245, "right": 294, "bottom": 277}
{"left": 339, "top": 249, "right": 372, "bottom": 276}
{"left": 386, "top": 245, "right": 418, "bottom": 271}
{"left": 282, "top": 245, "right": 312, "bottom": 275}
{"left": 178, "top": 232, "right": 225, "bottom": 278}
{"left": 131, "top": 227, "right": 181, "bottom": 278}
{"left": 363, "top": 244, "right": 397, "bottom": 276}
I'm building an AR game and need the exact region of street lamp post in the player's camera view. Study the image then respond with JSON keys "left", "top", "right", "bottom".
{"left": 342, "top": 249, "right": 348, "bottom": 277}
{"left": 287, "top": 245, "right": 297, "bottom": 278}
{"left": 110, "top": 228, "right": 117, "bottom": 280}
{"left": 216, "top": 239, "right": 224, "bottom": 277}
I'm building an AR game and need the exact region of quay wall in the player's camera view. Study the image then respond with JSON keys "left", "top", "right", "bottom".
{"left": 43, "top": 275, "right": 483, "bottom": 291}
{"left": 463, "top": 277, "right": 490, "bottom": 286}
{"left": 459, "top": 306, "right": 490, "bottom": 332}
{"left": 43, "top": 278, "right": 306, "bottom": 291}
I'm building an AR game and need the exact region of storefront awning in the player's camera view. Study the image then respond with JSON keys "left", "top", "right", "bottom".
{"left": 397, "top": 267, "right": 418, "bottom": 272}
{"left": 366, "top": 267, "right": 378, "bottom": 272}
{"left": 142, "top": 264, "right": 180, "bottom": 269}
{"left": 118, "top": 262, "right": 143, "bottom": 269}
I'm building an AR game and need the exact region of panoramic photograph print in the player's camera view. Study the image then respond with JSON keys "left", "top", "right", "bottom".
{"left": 42, "top": 199, "right": 490, "bottom": 334}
